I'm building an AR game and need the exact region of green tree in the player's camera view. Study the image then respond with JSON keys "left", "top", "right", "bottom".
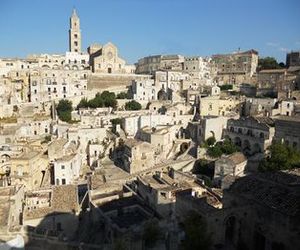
{"left": 100, "top": 91, "right": 117, "bottom": 108}
{"left": 221, "top": 138, "right": 238, "bottom": 155}
{"left": 110, "top": 118, "right": 122, "bottom": 126}
{"left": 206, "top": 136, "right": 216, "bottom": 146}
{"left": 258, "top": 57, "right": 283, "bottom": 70}
{"left": 77, "top": 98, "right": 89, "bottom": 109}
{"left": 206, "top": 138, "right": 238, "bottom": 158}
{"left": 125, "top": 100, "right": 142, "bottom": 110}
{"left": 259, "top": 142, "right": 300, "bottom": 171}
{"left": 181, "top": 212, "right": 212, "bottom": 250}
{"left": 193, "top": 159, "right": 214, "bottom": 179}
{"left": 88, "top": 96, "right": 103, "bottom": 108}
{"left": 207, "top": 144, "right": 223, "bottom": 158}
{"left": 219, "top": 84, "right": 233, "bottom": 91}
{"left": 56, "top": 99, "right": 73, "bottom": 122}
{"left": 116, "top": 92, "right": 129, "bottom": 99}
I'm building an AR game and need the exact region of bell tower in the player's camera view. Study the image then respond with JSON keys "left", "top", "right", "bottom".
{"left": 69, "top": 8, "right": 81, "bottom": 53}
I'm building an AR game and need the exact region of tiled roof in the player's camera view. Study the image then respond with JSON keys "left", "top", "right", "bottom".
{"left": 24, "top": 185, "right": 78, "bottom": 220}
{"left": 228, "top": 171, "right": 300, "bottom": 217}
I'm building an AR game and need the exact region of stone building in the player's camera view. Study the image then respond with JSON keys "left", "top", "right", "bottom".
{"left": 132, "top": 78, "right": 157, "bottom": 101}
{"left": 244, "top": 97, "right": 295, "bottom": 117}
{"left": 183, "top": 56, "right": 212, "bottom": 83}
{"left": 243, "top": 97, "right": 278, "bottom": 117}
{"left": 131, "top": 70, "right": 190, "bottom": 102}
{"left": 0, "top": 58, "right": 38, "bottom": 77}
{"left": 137, "top": 125, "right": 179, "bottom": 158}
{"left": 226, "top": 117, "right": 275, "bottom": 156}
{"left": 257, "top": 69, "right": 287, "bottom": 89}
{"left": 88, "top": 42, "right": 135, "bottom": 74}
{"left": 29, "top": 69, "right": 88, "bottom": 103}
{"left": 286, "top": 50, "right": 300, "bottom": 68}
{"left": 23, "top": 185, "right": 79, "bottom": 240}
{"left": 0, "top": 68, "right": 34, "bottom": 105}
{"left": 222, "top": 169, "right": 300, "bottom": 250}
{"left": 186, "top": 116, "right": 231, "bottom": 145}
{"left": 26, "top": 52, "right": 89, "bottom": 71}
{"left": 113, "top": 139, "right": 155, "bottom": 174}
{"left": 272, "top": 100, "right": 295, "bottom": 116}
{"left": 122, "top": 112, "right": 193, "bottom": 137}
{"left": 89, "top": 191, "right": 160, "bottom": 248}
{"left": 135, "top": 54, "right": 184, "bottom": 74}
{"left": 212, "top": 49, "right": 258, "bottom": 85}
{"left": 214, "top": 152, "right": 247, "bottom": 187}
{"left": 9, "top": 151, "right": 48, "bottom": 189}
{"left": 0, "top": 185, "right": 24, "bottom": 235}
{"left": 273, "top": 115, "right": 300, "bottom": 151}
{"left": 136, "top": 173, "right": 179, "bottom": 218}
{"left": 53, "top": 153, "right": 82, "bottom": 185}
{"left": 198, "top": 96, "right": 241, "bottom": 116}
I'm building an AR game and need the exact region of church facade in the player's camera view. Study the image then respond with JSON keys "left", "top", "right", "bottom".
{"left": 88, "top": 42, "right": 135, "bottom": 74}
{"left": 68, "top": 9, "right": 135, "bottom": 74}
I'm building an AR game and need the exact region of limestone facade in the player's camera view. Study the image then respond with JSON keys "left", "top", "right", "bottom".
{"left": 88, "top": 42, "right": 135, "bottom": 74}
{"left": 273, "top": 116, "right": 300, "bottom": 150}
{"left": 29, "top": 69, "right": 89, "bottom": 103}
{"left": 214, "top": 152, "right": 247, "bottom": 186}
{"left": 212, "top": 49, "right": 258, "bottom": 85}
{"left": 199, "top": 96, "right": 241, "bottom": 116}
{"left": 135, "top": 54, "right": 184, "bottom": 74}
{"left": 226, "top": 117, "right": 275, "bottom": 156}
{"left": 183, "top": 56, "right": 212, "bottom": 83}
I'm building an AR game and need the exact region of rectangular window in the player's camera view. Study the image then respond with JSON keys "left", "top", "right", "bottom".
{"left": 61, "top": 165, "right": 65, "bottom": 170}
{"left": 62, "top": 179, "right": 66, "bottom": 185}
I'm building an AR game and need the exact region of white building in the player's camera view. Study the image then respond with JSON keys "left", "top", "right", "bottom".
{"left": 132, "top": 79, "right": 157, "bottom": 101}
{"left": 29, "top": 69, "right": 89, "bottom": 103}
{"left": 131, "top": 71, "right": 190, "bottom": 102}
{"left": 122, "top": 113, "right": 193, "bottom": 137}
{"left": 184, "top": 56, "right": 212, "bottom": 83}
{"left": 54, "top": 153, "right": 82, "bottom": 185}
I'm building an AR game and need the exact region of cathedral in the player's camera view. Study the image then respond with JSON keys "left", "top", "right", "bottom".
{"left": 69, "top": 9, "right": 135, "bottom": 74}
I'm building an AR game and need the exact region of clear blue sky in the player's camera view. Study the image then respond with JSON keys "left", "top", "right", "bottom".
{"left": 0, "top": 0, "right": 299, "bottom": 63}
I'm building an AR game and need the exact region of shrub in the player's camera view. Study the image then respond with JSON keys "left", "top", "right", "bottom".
{"left": 116, "top": 92, "right": 129, "bottom": 99}
{"left": 56, "top": 99, "right": 72, "bottom": 122}
{"left": 206, "top": 136, "right": 216, "bottom": 146}
{"left": 125, "top": 100, "right": 142, "bottom": 110}
{"left": 259, "top": 142, "right": 300, "bottom": 171}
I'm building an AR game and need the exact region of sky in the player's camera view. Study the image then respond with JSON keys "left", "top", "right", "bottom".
{"left": 0, "top": 0, "right": 299, "bottom": 64}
